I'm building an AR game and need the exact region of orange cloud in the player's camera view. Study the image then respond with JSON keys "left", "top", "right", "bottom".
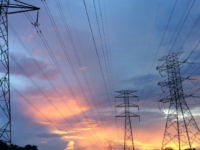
{"left": 79, "top": 67, "right": 89, "bottom": 71}
{"left": 18, "top": 95, "right": 90, "bottom": 123}
{"left": 65, "top": 141, "right": 74, "bottom": 150}
{"left": 16, "top": 88, "right": 200, "bottom": 149}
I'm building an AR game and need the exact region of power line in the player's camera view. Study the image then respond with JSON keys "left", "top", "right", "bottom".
{"left": 102, "top": 0, "right": 114, "bottom": 94}
{"left": 168, "top": 0, "right": 196, "bottom": 54}
{"left": 164, "top": 0, "right": 192, "bottom": 53}
{"left": 55, "top": 0, "right": 110, "bottom": 139}
{"left": 139, "top": 0, "right": 178, "bottom": 99}
{"left": 82, "top": 0, "right": 115, "bottom": 115}
{"left": 137, "top": 0, "right": 161, "bottom": 96}
{"left": 134, "top": 0, "right": 161, "bottom": 142}
{"left": 8, "top": 21, "right": 106, "bottom": 143}
{"left": 97, "top": 0, "right": 114, "bottom": 99}
{"left": 92, "top": 0, "right": 114, "bottom": 106}
{"left": 9, "top": 52, "right": 104, "bottom": 147}
{"left": 64, "top": 0, "right": 112, "bottom": 139}
{"left": 38, "top": 1, "right": 108, "bottom": 144}
{"left": 137, "top": 34, "right": 200, "bottom": 142}
{"left": 135, "top": 1, "right": 197, "bottom": 143}
{"left": 139, "top": 0, "right": 196, "bottom": 112}
{"left": 10, "top": 84, "right": 100, "bottom": 149}
{"left": 11, "top": 6, "right": 105, "bottom": 144}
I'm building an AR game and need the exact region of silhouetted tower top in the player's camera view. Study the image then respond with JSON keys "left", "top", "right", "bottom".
{"left": 115, "top": 90, "right": 140, "bottom": 150}
{"left": 105, "top": 140, "right": 115, "bottom": 150}
{"left": 157, "top": 52, "right": 200, "bottom": 150}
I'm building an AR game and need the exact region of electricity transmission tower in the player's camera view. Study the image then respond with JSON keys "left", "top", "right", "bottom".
{"left": 115, "top": 90, "right": 140, "bottom": 150}
{"left": 105, "top": 140, "right": 115, "bottom": 150}
{"left": 0, "top": 0, "right": 39, "bottom": 144}
{"left": 157, "top": 52, "right": 200, "bottom": 150}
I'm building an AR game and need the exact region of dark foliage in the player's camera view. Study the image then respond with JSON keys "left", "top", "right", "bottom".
{"left": 0, "top": 141, "right": 38, "bottom": 150}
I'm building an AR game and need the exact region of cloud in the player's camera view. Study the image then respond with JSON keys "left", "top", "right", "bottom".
{"left": 1, "top": 53, "right": 59, "bottom": 80}
{"left": 21, "top": 34, "right": 34, "bottom": 43}
{"left": 38, "top": 138, "right": 69, "bottom": 150}
{"left": 31, "top": 48, "right": 42, "bottom": 55}
{"left": 37, "top": 133, "right": 66, "bottom": 138}
{"left": 79, "top": 67, "right": 89, "bottom": 71}
{"left": 65, "top": 141, "right": 74, "bottom": 150}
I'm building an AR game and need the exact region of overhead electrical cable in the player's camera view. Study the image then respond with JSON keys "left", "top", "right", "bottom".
{"left": 64, "top": 0, "right": 112, "bottom": 139}
{"left": 164, "top": 0, "right": 192, "bottom": 53}
{"left": 135, "top": 1, "right": 179, "bottom": 140}
{"left": 55, "top": 0, "right": 110, "bottom": 139}
{"left": 101, "top": 1, "right": 119, "bottom": 146}
{"left": 10, "top": 84, "right": 100, "bottom": 149}
{"left": 37, "top": 31, "right": 104, "bottom": 145}
{"left": 141, "top": 48, "right": 200, "bottom": 122}
{"left": 40, "top": 0, "right": 109, "bottom": 143}
{"left": 139, "top": 0, "right": 195, "bottom": 111}
{"left": 168, "top": 0, "right": 196, "bottom": 54}
{"left": 42, "top": 1, "right": 112, "bottom": 130}
{"left": 139, "top": 0, "right": 178, "bottom": 100}
{"left": 82, "top": 0, "right": 115, "bottom": 115}
{"left": 8, "top": 21, "right": 106, "bottom": 145}
{"left": 181, "top": 40, "right": 200, "bottom": 75}
{"left": 15, "top": 6, "right": 104, "bottom": 144}
{"left": 137, "top": 0, "right": 161, "bottom": 96}
{"left": 135, "top": 1, "right": 196, "bottom": 142}
{"left": 97, "top": 0, "right": 115, "bottom": 99}
{"left": 92, "top": 0, "right": 114, "bottom": 106}
{"left": 177, "top": 13, "right": 200, "bottom": 53}
{"left": 102, "top": 0, "right": 114, "bottom": 96}
{"left": 10, "top": 52, "right": 104, "bottom": 147}
{"left": 134, "top": 0, "right": 161, "bottom": 142}
{"left": 140, "top": 38, "right": 200, "bottom": 124}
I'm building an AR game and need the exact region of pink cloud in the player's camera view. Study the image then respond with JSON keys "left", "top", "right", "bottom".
{"left": 5, "top": 53, "right": 59, "bottom": 80}
{"left": 79, "top": 67, "right": 89, "bottom": 71}
{"left": 31, "top": 48, "right": 42, "bottom": 55}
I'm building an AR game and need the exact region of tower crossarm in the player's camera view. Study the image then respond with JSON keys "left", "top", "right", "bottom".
{"left": 116, "top": 112, "right": 140, "bottom": 118}
{"left": 1, "top": 0, "right": 40, "bottom": 14}
{"left": 159, "top": 95, "right": 172, "bottom": 103}
{"left": 116, "top": 103, "right": 139, "bottom": 108}
{"left": 158, "top": 77, "right": 189, "bottom": 88}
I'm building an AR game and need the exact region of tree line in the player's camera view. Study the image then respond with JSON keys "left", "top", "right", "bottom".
{"left": 0, "top": 141, "right": 38, "bottom": 150}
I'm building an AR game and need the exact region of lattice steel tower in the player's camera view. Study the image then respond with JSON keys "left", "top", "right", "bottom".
{"left": 157, "top": 52, "right": 200, "bottom": 150}
{"left": 0, "top": 0, "right": 39, "bottom": 144}
{"left": 105, "top": 140, "right": 115, "bottom": 150}
{"left": 115, "top": 90, "right": 139, "bottom": 150}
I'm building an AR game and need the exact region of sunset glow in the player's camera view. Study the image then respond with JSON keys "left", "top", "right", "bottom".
{"left": 1, "top": 0, "right": 200, "bottom": 150}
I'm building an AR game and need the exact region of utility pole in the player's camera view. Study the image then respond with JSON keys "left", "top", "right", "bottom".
{"left": 115, "top": 90, "right": 140, "bottom": 150}
{"left": 105, "top": 140, "right": 115, "bottom": 150}
{"left": 157, "top": 52, "right": 200, "bottom": 150}
{"left": 0, "top": 0, "right": 39, "bottom": 145}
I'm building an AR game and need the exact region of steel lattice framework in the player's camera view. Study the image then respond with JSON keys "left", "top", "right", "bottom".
{"left": 105, "top": 140, "right": 115, "bottom": 150}
{"left": 0, "top": 0, "right": 11, "bottom": 143}
{"left": 157, "top": 52, "right": 200, "bottom": 150}
{"left": 0, "top": 0, "right": 39, "bottom": 144}
{"left": 115, "top": 90, "right": 139, "bottom": 150}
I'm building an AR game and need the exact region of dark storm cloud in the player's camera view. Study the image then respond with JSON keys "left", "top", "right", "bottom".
{"left": 0, "top": 53, "right": 59, "bottom": 80}
{"left": 37, "top": 133, "right": 66, "bottom": 138}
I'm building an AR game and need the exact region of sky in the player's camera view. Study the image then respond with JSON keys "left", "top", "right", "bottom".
{"left": 1, "top": 0, "right": 200, "bottom": 150}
